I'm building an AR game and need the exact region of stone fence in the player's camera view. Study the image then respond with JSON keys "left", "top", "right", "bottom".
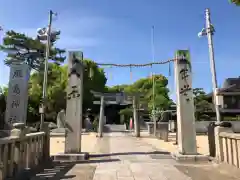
{"left": 216, "top": 128, "right": 240, "bottom": 168}
{"left": 146, "top": 122, "right": 169, "bottom": 141}
{"left": 0, "top": 124, "right": 50, "bottom": 179}
{"left": 169, "top": 121, "right": 240, "bottom": 133}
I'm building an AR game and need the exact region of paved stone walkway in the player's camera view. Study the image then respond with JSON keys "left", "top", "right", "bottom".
{"left": 31, "top": 132, "right": 240, "bottom": 180}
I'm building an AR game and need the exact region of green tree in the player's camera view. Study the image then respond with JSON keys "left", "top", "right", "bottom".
{"left": 129, "top": 74, "right": 171, "bottom": 111}
{"left": 109, "top": 74, "right": 172, "bottom": 111}
{"left": 106, "top": 84, "right": 129, "bottom": 93}
{"left": 193, "top": 88, "right": 212, "bottom": 120}
{"left": 230, "top": 0, "right": 240, "bottom": 6}
{"left": 82, "top": 59, "right": 107, "bottom": 111}
{"left": 0, "top": 86, "right": 8, "bottom": 97}
{"left": 28, "top": 63, "right": 67, "bottom": 122}
{"left": 0, "top": 87, "right": 6, "bottom": 129}
{"left": 0, "top": 30, "right": 65, "bottom": 70}
{"left": 27, "top": 59, "right": 107, "bottom": 123}
{"left": 0, "top": 30, "right": 65, "bottom": 125}
{"left": 109, "top": 74, "right": 172, "bottom": 124}
{"left": 0, "top": 87, "right": 6, "bottom": 113}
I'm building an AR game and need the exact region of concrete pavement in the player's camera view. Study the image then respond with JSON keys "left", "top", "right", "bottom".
{"left": 50, "top": 132, "right": 98, "bottom": 156}
{"left": 140, "top": 131, "right": 210, "bottom": 156}
{"left": 31, "top": 132, "right": 240, "bottom": 180}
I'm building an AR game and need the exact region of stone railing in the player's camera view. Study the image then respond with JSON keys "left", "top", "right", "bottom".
{"left": 146, "top": 122, "right": 169, "bottom": 141}
{"left": 218, "top": 130, "right": 240, "bottom": 168}
{"left": 169, "top": 120, "right": 240, "bottom": 134}
{"left": 0, "top": 123, "right": 50, "bottom": 179}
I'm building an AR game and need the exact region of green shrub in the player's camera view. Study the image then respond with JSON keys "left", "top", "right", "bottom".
{"left": 92, "top": 115, "right": 99, "bottom": 132}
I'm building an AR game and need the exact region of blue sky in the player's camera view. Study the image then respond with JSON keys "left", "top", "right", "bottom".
{"left": 0, "top": 0, "right": 240, "bottom": 100}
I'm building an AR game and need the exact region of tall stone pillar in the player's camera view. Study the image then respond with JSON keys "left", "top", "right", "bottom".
{"left": 98, "top": 96, "right": 105, "bottom": 137}
{"left": 133, "top": 96, "right": 140, "bottom": 137}
{"left": 174, "top": 50, "right": 197, "bottom": 155}
{"left": 5, "top": 63, "right": 30, "bottom": 129}
{"left": 65, "top": 51, "right": 84, "bottom": 153}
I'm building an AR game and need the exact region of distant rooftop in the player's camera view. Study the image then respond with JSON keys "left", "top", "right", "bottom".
{"left": 223, "top": 77, "right": 240, "bottom": 88}
{"left": 206, "top": 77, "right": 240, "bottom": 98}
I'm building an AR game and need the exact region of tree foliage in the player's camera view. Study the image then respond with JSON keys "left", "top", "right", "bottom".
{"left": 129, "top": 75, "right": 171, "bottom": 111}
{"left": 109, "top": 74, "right": 172, "bottom": 112}
{"left": 82, "top": 59, "right": 107, "bottom": 110}
{"left": 0, "top": 30, "right": 65, "bottom": 70}
{"left": 0, "top": 87, "right": 6, "bottom": 113}
{"left": 193, "top": 88, "right": 212, "bottom": 120}
{"left": 28, "top": 63, "right": 67, "bottom": 121}
{"left": 106, "top": 84, "right": 129, "bottom": 93}
{"left": 230, "top": 0, "right": 240, "bottom": 6}
{"left": 0, "top": 29, "right": 107, "bottom": 125}
{"left": 27, "top": 60, "right": 107, "bottom": 123}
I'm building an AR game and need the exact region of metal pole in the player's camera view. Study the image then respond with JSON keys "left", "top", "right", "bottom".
{"left": 40, "top": 10, "right": 53, "bottom": 130}
{"left": 151, "top": 25, "right": 157, "bottom": 136}
{"left": 98, "top": 96, "right": 104, "bottom": 137}
{"left": 205, "top": 8, "right": 221, "bottom": 123}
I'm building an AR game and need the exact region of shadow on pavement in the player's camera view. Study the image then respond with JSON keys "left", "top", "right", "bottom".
{"left": 90, "top": 151, "right": 170, "bottom": 158}
{"left": 28, "top": 159, "right": 120, "bottom": 180}
{"left": 73, "top": 158, "right": 120, "bottom": 164}
{"left": 104, "top": 130, "right": 129, "bottom": 133}
{"left": 29, "top": 162, "right": 76, "bottom": 180}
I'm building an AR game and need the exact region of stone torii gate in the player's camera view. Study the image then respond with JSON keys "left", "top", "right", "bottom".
{"left": 91, "top": 91, "right": 142, "bottom": 137}
{"left": 54, "top": 49, "right": 205, "bottom": 161}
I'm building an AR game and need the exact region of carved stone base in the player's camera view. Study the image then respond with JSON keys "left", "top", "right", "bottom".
{"left": 52, "top": 152, "right": 89, "bottom": 162}
{"left": 50, "top": 128, "right": 68, "bottom": 134}
{"left": 50, "top": 129, "right": 67, "bottom": 155}
{"left": 171, "top": 152, "right": 209, "bottom": 162}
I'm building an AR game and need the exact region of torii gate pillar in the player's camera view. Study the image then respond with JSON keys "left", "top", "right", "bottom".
{"left": 172, "top": 50, "right": 207, "bottom": 161}
{"left": 133, "top": 96, "right": 140, "bottom": 137}
{"left": 98, "top": 96, "right": 105, "bottom": 137}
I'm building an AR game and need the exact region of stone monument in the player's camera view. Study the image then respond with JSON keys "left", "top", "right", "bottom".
{"left": 57, "top": 109, "right": 66, "bottom": 128}
{"left": 5, "top": 63, "right": 30, "bottom": 129}
{"left": 53, "top": 51, "right": 88, "bottom": 161}
{"left": 172, "top": 50, "right": 207, "bottom": 161}
{"left": 65, "top": 51, "right": 84, "bottom": 153}
{"left": 51, "top": 109, "right": 67, "bottom": 133}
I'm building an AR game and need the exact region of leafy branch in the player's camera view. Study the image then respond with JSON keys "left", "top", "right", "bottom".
{"left": 0, "top": 30, "right": 66, "bottom": 71}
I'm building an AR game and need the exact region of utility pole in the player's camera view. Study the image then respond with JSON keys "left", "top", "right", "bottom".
{"left": 205, "top": 8, "right": 221, "bottom": 123}
{"left": 151, "top": 26, "right": 157, "bottom": 136}
{"left": 40, "top": 10, "right": 53, "bottom": 130}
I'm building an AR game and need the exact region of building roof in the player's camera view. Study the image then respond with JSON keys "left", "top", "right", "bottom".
{"left": 223, "top": 77, "right": 240, "bottom": 88}
{"left": 206, "top": 77, "right": 240, "bottom": 98}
